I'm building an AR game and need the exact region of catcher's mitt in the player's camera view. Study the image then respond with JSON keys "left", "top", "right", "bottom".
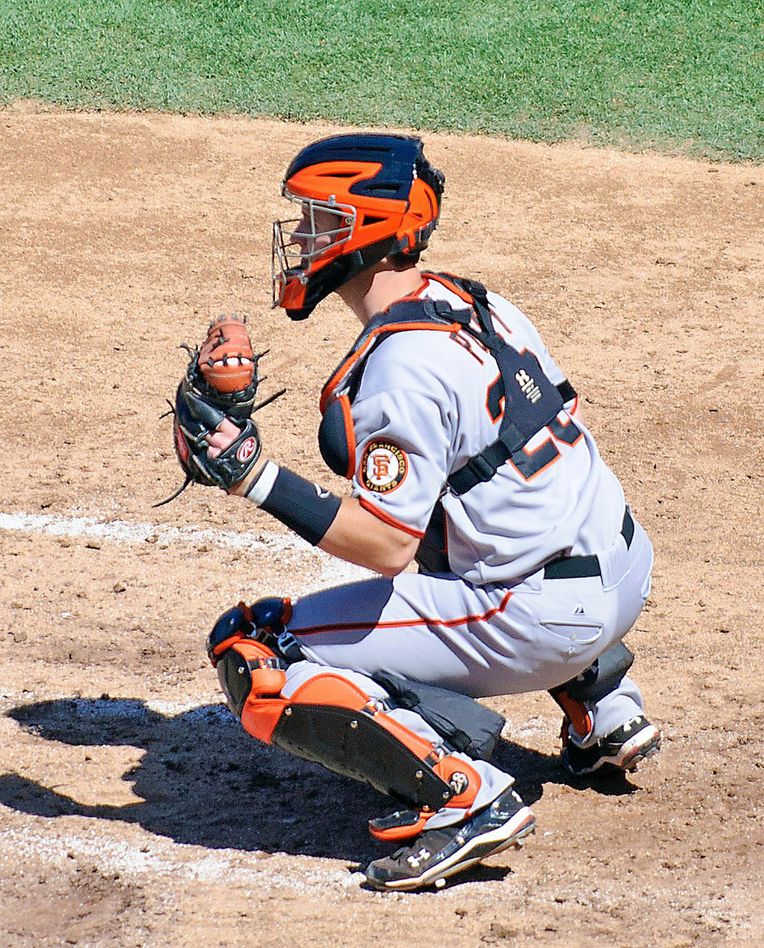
{"left": 156, "top": 315, "right": 284, "bottom": 505}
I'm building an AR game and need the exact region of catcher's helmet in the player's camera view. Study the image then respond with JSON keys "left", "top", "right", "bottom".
{"left": 272, "top": 133, "right": 445, "bottom": 320}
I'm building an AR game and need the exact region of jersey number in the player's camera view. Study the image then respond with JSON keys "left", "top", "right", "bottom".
{"left": 486, "top": 376, "right": 582, "bottom": 481}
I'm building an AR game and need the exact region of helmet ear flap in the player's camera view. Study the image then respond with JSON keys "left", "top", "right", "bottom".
{"left": 396, "top": 176, "right": 442, "bottom": 254}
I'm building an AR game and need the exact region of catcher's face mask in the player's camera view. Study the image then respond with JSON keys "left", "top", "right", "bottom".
{"left": 270, "top": 133, "right": 444, "bottom": 321}
{"left": 272, "top": 194, "right": 356, "bottom": 309}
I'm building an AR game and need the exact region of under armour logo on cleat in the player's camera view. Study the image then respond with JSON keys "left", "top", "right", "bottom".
{"left": 407, "top": 847, "right": 431, "bottom": 868}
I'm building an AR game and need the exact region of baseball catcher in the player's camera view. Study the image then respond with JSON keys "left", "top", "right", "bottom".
{"left": 162, "top": 134, "right": 660, "bottom": 892}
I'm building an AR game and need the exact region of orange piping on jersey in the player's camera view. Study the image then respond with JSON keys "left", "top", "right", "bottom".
{"left": 293, "top": 589, "right": 514, "bottom": 636}
{"left": 320, "top": 321, "right": 461, "bottom": 414}
{"left": 338, "top": 394, "right": 356, "bottom": 479}
{"left": 359, "top": 497, "right": 425, "bottom": 538}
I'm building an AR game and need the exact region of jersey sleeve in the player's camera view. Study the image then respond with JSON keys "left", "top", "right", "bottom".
{"left": 349, "top": 386, "right": 452, "bottom": 538}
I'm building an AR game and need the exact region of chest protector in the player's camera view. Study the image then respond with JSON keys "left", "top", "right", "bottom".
{"left": 318, "top": 273, "right": 576, "bottom": 497}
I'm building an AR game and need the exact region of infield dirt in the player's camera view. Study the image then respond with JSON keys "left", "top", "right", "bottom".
{"left": 0, "top": 105, "right": 762, "bottom": 947}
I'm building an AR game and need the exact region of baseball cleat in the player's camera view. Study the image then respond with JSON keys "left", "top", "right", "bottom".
{"left": 364, "top": 787, "right": 535, "bottom": 892}
{"left": 562, "top": 715, "right": 661, "bottom": 776}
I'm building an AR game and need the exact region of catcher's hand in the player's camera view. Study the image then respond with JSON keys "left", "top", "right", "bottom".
{"left": 157, "top": 315, "right": 283, "bottom": 506}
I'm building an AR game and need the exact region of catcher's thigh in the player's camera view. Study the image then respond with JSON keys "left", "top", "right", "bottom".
{"left": 215, "top": 639, "right": 510, "bottom": 823}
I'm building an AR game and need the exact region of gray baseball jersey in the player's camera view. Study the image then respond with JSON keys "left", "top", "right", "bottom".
{"left": 344, "top": 275, "right": 625, "bottom": 584}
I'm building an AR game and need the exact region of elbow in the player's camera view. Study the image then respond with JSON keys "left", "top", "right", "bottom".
{"left": 377, "top": 558, "right": 413, "bottom": 578}
{"left": 374, "top": 538, "right": 418, "bottom": 577}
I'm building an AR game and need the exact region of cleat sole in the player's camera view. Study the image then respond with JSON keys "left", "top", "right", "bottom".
{"left": 564, "top": 725, "right": 662, "bottom": 777}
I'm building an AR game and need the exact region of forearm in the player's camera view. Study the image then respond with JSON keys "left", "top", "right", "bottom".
{"left": 319, "top": 497, "right": 418, "bottom": 576}
{"left": 235, "top": 459, "right": 417, "bottom": 575}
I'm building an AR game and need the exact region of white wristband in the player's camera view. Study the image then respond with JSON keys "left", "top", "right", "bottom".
{"left": 244, "top": 460, "right": 280, "bottom": 507}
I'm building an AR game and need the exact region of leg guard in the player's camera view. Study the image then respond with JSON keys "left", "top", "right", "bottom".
{"left": 271, "top": 672, "right": 477, "bottom": 811}
{"left": 372, "top": 672, "right": 505, "bottom": 761}
{"left": 550, "top": 642, "right": 635, "bottom": 741}
{"left": 213, "top": 640, "right": 486, "bottom": 813}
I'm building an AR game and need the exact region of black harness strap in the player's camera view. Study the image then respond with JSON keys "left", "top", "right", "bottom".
{"left": 437, "top": 277, "right": 567, "bottom": 495}
{"left": 345, "top": 298, "right": 466, "bottom": 403}
{"left": 322, "top": 274, "right": 577, "bottom": 497}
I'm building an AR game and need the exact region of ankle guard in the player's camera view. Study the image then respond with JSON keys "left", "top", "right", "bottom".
{"left": 550, "top": 642, "right": 635, "bottom": 741}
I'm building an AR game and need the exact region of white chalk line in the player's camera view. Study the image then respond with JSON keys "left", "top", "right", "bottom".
{"left": 0, "top": 509, "right": 306, "bottom": 553}
{"left": 0, "top": 512, "right": 383, "bottom": 894}
{"left": 0, "top": 691, "right": 227, "bottom": 717}
{"left": 0, "top": 825, "right": 366, "bottom": 894}
{"left": 0, "top": 509, "right": 372, "bottom": 591}
{"left": 0, "top": 691, "right": 369, "bottom": 893}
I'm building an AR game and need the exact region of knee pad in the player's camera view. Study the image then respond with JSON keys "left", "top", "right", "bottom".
{"left": 207, "top": 598, "right": 302, "bottom": 669}
{"left": 216, "top": 640, "right": 288, "bottom": 742}
{"left": 206, "top": 603, "right": 256, "bottom": 666}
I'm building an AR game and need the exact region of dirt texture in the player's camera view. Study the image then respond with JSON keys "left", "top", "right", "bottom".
{"left": 1, "top": 105, "right": 763, "bottom": 947}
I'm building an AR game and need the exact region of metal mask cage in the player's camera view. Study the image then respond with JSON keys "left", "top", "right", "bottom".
{"left": 271, "top": 192, "right": 356, "bottom": 306}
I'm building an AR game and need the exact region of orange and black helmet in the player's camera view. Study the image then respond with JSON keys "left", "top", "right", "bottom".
{"left": 272, "top": 133, "right": 445, "bottom": 320}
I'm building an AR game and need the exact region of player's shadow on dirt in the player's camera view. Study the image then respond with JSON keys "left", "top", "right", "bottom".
{"left": 0, "top": 697, "right": 638, "bottom": 867}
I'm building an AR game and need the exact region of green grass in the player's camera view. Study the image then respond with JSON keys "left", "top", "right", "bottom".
{"left": 1, "top": 0, "right": 761, "bottom": 161}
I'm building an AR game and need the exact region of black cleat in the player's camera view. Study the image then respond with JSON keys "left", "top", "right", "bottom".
{"left": 562, "top": 715, "right": 661, "bottom": 776}
{"left": 365, "top": 787, "right": 535, "bottom": 892}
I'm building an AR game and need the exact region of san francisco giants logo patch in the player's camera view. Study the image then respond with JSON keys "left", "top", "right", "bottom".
{"left": 360, "top": 441, "right": 408, "bottom": 493}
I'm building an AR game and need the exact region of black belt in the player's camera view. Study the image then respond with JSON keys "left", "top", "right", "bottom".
{"left": 544, "top": 509, "right": 634, "bottom": 580}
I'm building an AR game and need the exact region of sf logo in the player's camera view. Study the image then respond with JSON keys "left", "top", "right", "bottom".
{"left": 361, "top": 442, "right": 407, "bottom": 492}
{"left": 372, "top": 454, "right": 391, "bottom": 480}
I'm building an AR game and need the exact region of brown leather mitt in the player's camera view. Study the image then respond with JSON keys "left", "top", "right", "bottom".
{"left": 197, "top": 315, "right": 257, "bottom": 395}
